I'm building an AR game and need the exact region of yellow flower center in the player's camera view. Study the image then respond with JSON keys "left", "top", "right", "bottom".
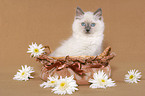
{"left": 60, "top": 82, "right": 66, "bottom": 87}
{"left": 51, "top": 81, "right": 55, "bottom": 83}
{"left": 59, "top": 82, "right": 68, "bottom": 91}
{"left": 34, "top": 49, "right": 39, "bottom": 53}
{"left": 22, "top": 72, "right": 25, "bottom": 76}
{"left": 129, "top": 75, "right": 134, "bottom": 79}
{"left": 101, "top": 79, "right": 105, "bottom": 82}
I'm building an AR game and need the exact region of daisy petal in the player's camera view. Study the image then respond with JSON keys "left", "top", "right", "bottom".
{"left": 13, "top": 65, "right": 35, "bottom": 81}
{"left": 124, "top": 69, "right": 141, "bottom": 83}
{"left": 89, "top": 70, "right": 116, "bottom": 89}
{"left": 27, "top": 42, "right": 45, "bottom": 57}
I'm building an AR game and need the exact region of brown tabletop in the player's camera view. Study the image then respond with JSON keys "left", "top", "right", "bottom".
{"left": 0, "top": 0, "right": 145, "bottom": 96}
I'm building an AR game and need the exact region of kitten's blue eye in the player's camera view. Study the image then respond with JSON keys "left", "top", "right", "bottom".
{"left": 81, "top": 22, "right": 86, "bottom": 26}
{"left": 91, "top": 23, "right": 96, "bottom": 27}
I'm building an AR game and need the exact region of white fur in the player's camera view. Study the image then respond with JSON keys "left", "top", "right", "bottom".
{"left": 50, "top": 12, "right": 104, "bottom": 57}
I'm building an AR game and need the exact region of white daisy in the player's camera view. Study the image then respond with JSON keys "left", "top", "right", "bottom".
{"left": 13, "top": 65, "right": 35, "bottom": 81}
{"left": 125, "top": 69, "right": 142, "bottom": 83}
{"left": 89, "top": 70, "right": 116, "bottom": 88}
{"left": 27, "top": 42, "right": 45, "bottom": 57}
{"left": 40, "top": 76, "right": 59, "bottom": 88}
{"left": 52, "top": 75, "right": 78, "bottom": 95}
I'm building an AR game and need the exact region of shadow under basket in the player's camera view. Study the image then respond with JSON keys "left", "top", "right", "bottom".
{"left": 36, "top": 46, "right": 115, "bottom": 85}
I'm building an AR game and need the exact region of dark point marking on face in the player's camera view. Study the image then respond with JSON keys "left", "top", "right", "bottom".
{"left": 85, "top": 23, "right": 91, "bottom": 32}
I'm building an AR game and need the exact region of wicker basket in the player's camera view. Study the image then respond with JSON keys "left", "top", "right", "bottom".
{"left": 36, "top": 46, "right": 115, "bottom": 85}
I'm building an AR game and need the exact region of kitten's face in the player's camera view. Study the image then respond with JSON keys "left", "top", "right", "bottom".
{"left": 72, "top": 7, "right": 104, "bottom": 37}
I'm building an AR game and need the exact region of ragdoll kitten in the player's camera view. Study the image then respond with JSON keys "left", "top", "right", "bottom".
{"left": 50, "top": 7, "right": 105, "bottom": 57}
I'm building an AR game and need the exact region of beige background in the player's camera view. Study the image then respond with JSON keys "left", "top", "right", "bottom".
{"left": 0, "top": 0, "right": 145, "bottom": 96}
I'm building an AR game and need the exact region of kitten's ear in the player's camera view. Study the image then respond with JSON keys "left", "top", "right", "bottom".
{"left": 94, "top": 8, "right": 102, "bottom": 20}
{"left": 76, "top": 6, "right": 84, "bottom": 18}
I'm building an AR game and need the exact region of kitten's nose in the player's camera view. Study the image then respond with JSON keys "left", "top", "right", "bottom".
{"left": 86, "top": 29, "right": 90, "bottom": 32}
{"left": 85, "top": 24, "right": 91, "bottom": 32}
{"left": 86, "top": 28, "right": 90, "bottom": 32}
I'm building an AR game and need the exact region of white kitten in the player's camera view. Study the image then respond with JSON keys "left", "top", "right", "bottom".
{"left": 50, "top": 7, "right": 104, "bottom": 57}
